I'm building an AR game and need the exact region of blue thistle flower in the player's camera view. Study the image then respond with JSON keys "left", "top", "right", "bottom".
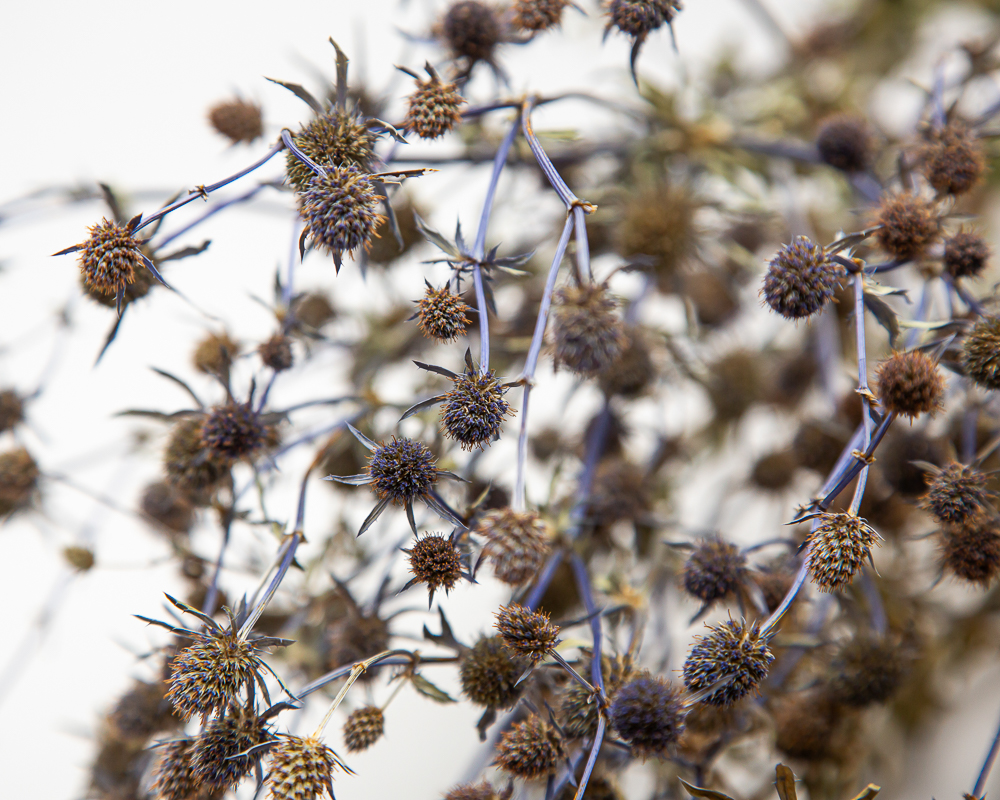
{"left": 609, "top": 672, "right": 685, "bottom": 758}
{"left": 762, "top": 236, "right": 844, "bottom": 320}
{"left": 682, "top": 619, "right": 774, "bottom": 706}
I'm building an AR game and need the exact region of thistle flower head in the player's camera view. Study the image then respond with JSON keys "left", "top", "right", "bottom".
{"left": 682, "top": 619, "right": 774, "bottom": 706}
{"left": 475, "top": 508, "right": 550, "bottom": 585}
{"left": 403, "top": 65, "right": 466, "bottom": 140}
{"left": 606, "top": 0, "right": 681, "bottom": 39}
{"left": 285, "top": 111, "right": 377, "bottom": 192}
{"left": 804, "top": 512, "right": 881, "bottom": 592}
{"left": 368, "top": 437, "right": 438, "bottom": 504}
{"left": 0, "top": 389, "right": 23, "bottom": 433}
{"left": 460, "top": 635, "right": 527, "bottom": 709}
{"left": 192, "top": 703, "right": 271, "bottom": 790}
{"left": 208, "top": 97, "right": 264, "bottom": 144}
{"left": 963, "top": 316, "right": 1000, "bottom": 390}
{"left": 494, "top": 603, "right": 559, "bottom": 663}
{"left": 560, "top": 652, "right": 632, "bottom": 739}
{"left": 494, "top": 716, "right": 565, "bottom": 780}
{"left": 440, "top": 366, "right": 515, "bottom": 451}
{"left": 166, "top": 629, "right": 262, "bottom": 721}
{"left": 873, "top": 192, "right": 939, "bottom": 261}
{"left": 416, "top": 283, "right": 472, "bottom": 342}
{"left": 193, "top": 331, "right": 240, "bottom": 378}
{"left": 551, "top": 282, "right": 626, "bottom": 376}
{"left": 513, "top": 0, "right": 570, "bottom": 31}
{"left": 259, "top": 334, "right": 295, "bottom": 372}
{"left": 940, "top": 513, "right": 1000, "bottom": 587}
{"left": 444, "top": 781, "right": 505, "bottom": 800}
{"left": 618, "top": 182, "right": 695, "bottom": 288}
{"left": 404, "top": 532, "right": 465, "bottom": 603}
{"left": 152, "top": 739, "right": 201, "bottom": 800}
{"left": 439, "top": 1, "right": 503, "bottom": 65}
{"left": 762, "top": 236, "right": 844, "bottom": 319}
{"left": 875, "top": 350, "right": 944, "bottom": 420}
{"left": 598, "top": 326, "right": 654, "bottom": 398}
{"left": 815, "top": 113, "right": 874, "bottom": 172}
{"left": 831, "top": 635, "right": 907, "bottom": 706}
{"left": 268, "top": 734, "right": 350, "bottom": 800}
{"left": 324, "top": 602, "right": 391, "bottom": 678}
{"left": 681, "top": 537, "right": 748, "bottom": 604}
{"left": 299, "top": 164, "right": 384, "bottom": 271}
{"left": 943, "top": 230, "right": 990, "bottom": 279}
{"left": 609, "top": 671, "right": 686, "bottom": 758}
{"left": 200, "top": 402, "right": 270, "bottom": 463}
{"left": 69, "top": 217, "right": 147, "bottom": 299}
{"left": 920, "top": 123, "right": 986, "bottom": 196}
{"left": 922, "top": 462, "right": 991, "bottom": 524}
{"left": 343, "top": 706, "right": 385, "bottom": 752}
{"left": 0, "top": 446, "right": 39, "bottom": 517}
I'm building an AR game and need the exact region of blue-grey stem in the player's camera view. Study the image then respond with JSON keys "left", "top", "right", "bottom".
{"left": 203, "top": 513, "right": 233, "bottom": 617}
{"left": 860, "top": 568, "right": 887, "bottom": 636}
{"left": 760, "top": 556, "right": 810, "bottom": 638}
{"left": 974, "top": 706, "right": 1000, "bottom": 798}
{"left": 282, "top": 216, "right": 302, "bottom": 308}
{"left": 153, "top": 185, "right": 265, "bottom": 249}
{"left": 849, "top": 270, "right": 872, "bottom": 516}
{"left": 570, "top": 551, "right": 605, "bottom": 695}
{"left": 573, "top": 716, "right": 607, "bottom": 800}
{"left": 572, "top": 205, "right": 592, "bottom": 283}
{"left": 473, "top": 262, "right": 490, "bottom": 372}
{"left": 238, "top": 531, "right": 302, "bottom": 640}
{"left": 296, "top": 655, "right": 457, "bottom": 699}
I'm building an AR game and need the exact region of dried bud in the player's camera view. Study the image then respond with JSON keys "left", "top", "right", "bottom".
{"left": 943, "top": 230, "right": 990, "bottom": 279}
{"left": 0, "top": 389, "right": 23, "bottom": 433}
{"left": 193, "top": 330, "right": 240, "bottom": 377}
{"left": 772, "top": 688, "right": 842, "bottom": 760}
{"left": 922, "top": 462, "right": 990, "bottom": 524}
{"left": 164, "top": 417, "right": 229, "bottom": 502}
{"left": 940, "top": 513, "right": 1000, "bottom": 587}
{"left": 831, "top": 635, "right": 907, "bottom": 706}
{"left": 416, "top": 283, "right": 473, "bottom": 342}
{"left": 63, "top": 545, "right": 95, "bottom": 571}
{"left": 268, "top": 734, "right": 349, "bottom": 800}
{"left": 200, "top": 402, "right": 271, "bottom": 463}
{"left": 71, "top": 218, "right": 147, "bottom": 299}
{"left": 440, "top": 1, "right": 503, "bottom": 64}
{"left": 815, "top": 113, "right": 874, "bottom": 172}
{"left": 587, "top": 458, "right": 650, "bottom": 526}
{"left": 292, "top": 291, "right": 337, "bottom": 330}
{"left": 920, "top": 124, "right": 986, "bottom": 196}
{"left": 495, "top": 604, "right": 559, "bottom": 663}
{"left": 476, "top": 508, "right": 550, "bottom": 585}
{"left": 0, "top": 446, "right": 39, "bottom": 516}
{"left": 166, "top": 629, "right": 263, "bottom": 720}
{"left": 405, "top": 533, "right": 464, "bottom": 601}
{"left": 299, "top": 164, "right": 384, "bottom": 268}
{"left": 762, "top": 236, "right": 844, "bottom": 319}
{"left": 551, "top": 282, "right": 626, "bottom": 376}
{"left": 804, "top": 512, "right": 881, "bottom": 592}
{"left": 606, "top": 0, "right": 681, "bottom": 39}
{"left": 367, "top": 437, "right": 440, "bottom": 505}
{"left": 682, "top": 620, "right": 773, "bottom": 706}
{"left": 706, "top": 349, "right": 765, "bottom": 422}
{"left": 494, "top": 716, "right": 565, "bottom": 780}
{"left": 750, "top": 449, "right": 799, "bottom": 492}
{"left": 875, "top": 350, "right": 944, "bottom": 420}
{"left": 460, "top": 635, "right": 527, "bottom": 709}
{"left": 441, "top": 368, "right": 515, "bottom": 450}
{"left": 343, "top": 706, "right": 385, "bottom": 752}
{"left": 609, "top": 671, "right": 685, "bottom": 758}
{"left": 598, "top": 327, "right": 655, "bottom": 398}
{"left": 403, "top": 66, "right": 466, "bottom": 140}
{"left": 681, "top": 537, "right": 748, "bottom": 604}
{"left": 324, "top": 605, "right": 391, "bottom": 678}
{"left": 512, "top": 0, "right": 569, "bottom": 31}
{"left": 258, "top": 334, "right": 294, "bottom": 372}
{"left": 873, "top": 192, "right": 939, "bottom": 261}
{"left": 445, "top": 781, "right": 503, "bottom": 800}
{"left": 208, "top": 97, "right": 264, "bottom": 144}
{"left": 963, "top": 316, "right": 1000, "bottom": 390}
{"left": 192, "top": 704, "right": 270, "bottom": 790}
{"left": 285, "top": 111, "right": 377, "bottom": 193}
{"left": 561, "top": 653, "right": 632, "bottom": 739}
{"left": 617, "top": 183, "right": 695, "bottom": 289}
{"left": 152, "top": 739, "right": 202, "bottom": 800}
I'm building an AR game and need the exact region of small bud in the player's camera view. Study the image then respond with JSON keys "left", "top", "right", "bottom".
{"left": 875, "top": 350, "right": 944, "bottom": 420}
{"left": 750, "top": 449, "right": 799, "bottom": 492}
{"left": 0, "top": 389, "right": 24, "bottom": 433}
{"left": 609, "top": 671, "right": 686, "bottom": 758}
{"left": 804, "top": 512, "right": 881, "bottom": 592}
{"left": 476, "top": 508, "right": 550, "bottom": 585}
{"left": 63, "top": 545, "right": 95, "bottom": 571}
{"left": 460, "top": 635, "right": 527, "bottom": 710}
{"left": 285, "top": 111, "right": 377, "bottom": 193}
{"left": 299, "top": 164, "right": 384, "bottom": 267}
{"left": 494, "top": 716, "right": 565, "bottom": 780}
{"left": 815, "top": 113, "right": 874, "bottom": 172}
{"left": 551, "top": 282, "right": 626, "bottom": 376}
{"left": 192, "top": 704, "right": 270, "bottom": 790}
{"left": 192, "top": 330, "right": 240, "bottom": 377}
{"left": 762, "top": 236, "right": 845, "bottom": 320}
{"left": 922, "top": 462, "right": 990, "bottom": 524}
{"left": 943, "top": 230, "right": 990, "bottom": 279}
{"left": 830, "top": 635, "right": 907, "bottom": 706}
{"left": 268, "top": 734, "right": 349, "bottom": 800}
{"left": 445, "top": 781, "right": 504, "bottom": 800}
{"left": 681, "top": 537, "right": 748, "bottom": 604}
{"left": 873, "top": 192, "right": 939, "bottom": 261}
{"left": 258, "top": 334, "right": 294, "bottom": 372}
{"left": 512, "top": 0, "right": 569, "bottom": 31}
{"left": 405, "top": 533, "right": 464, "bottom": 601}
{"left": 682, "top": 619, "right": 774, "bottom": 706}
{"left": 343, "top": 706, "right": 385, "bottom": 752}
{"left": 920, "top": 124, "right": 986, "bottom": 196}
{"left": 617, "top": 183, "right": 695, "bottom": 289}
{"left": 416, "top": 284, "right": 473, "bottom": 342}
{"left": 0, "top": 446, "right": 39, "bottom": 517}
{"left": 495, "top": 603, "right": 559, "bottom": 663}
{"left": 440, "top": 1, "right": 503, "bottom": 64}
{"left": 598, "top": 327, "right": 655, "bottom": 398}
{"left": 403, "top": 66, "right": 466, "bottom": 140}
{"left": 73, "top": 218, "right": 146, "bottom": 299}
{"left": 441, "top": 367, "right": 515, "bottom": 450}
{"left": 208, "top": 97, "right": 264, "bottom": 144}
{"left": 940, "top": 513, "right": 1000, "bottom": 587}
{"left": 962, "top": 316, "right": 1000, "bottom": 390}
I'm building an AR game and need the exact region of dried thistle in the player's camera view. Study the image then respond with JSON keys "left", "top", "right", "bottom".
{"left": 494, "top": 716, "right": 565, "bottom": 780}
{"left": 494, "top": 603, "right": 559, "bottom": 663}
{"left": 875, "top": 350, "right": 944, "bottom": 420}
{"left": 804, "top": 512, "right": 881, "bottom": 592}
{"left": 268, "top": 734, "right": 351, "bottom": 800}
{"left": 475, "top": 508, "right": 550, "bottom": 585}
{"left": 402, "top": 64, "right": 466, "bottom": 140}
{"left": 682, "top": 619, "right": 774, "bottom": 706}
{"left": 762, "top": 236, "right": 844, "bottom": 320}
{"left": 208, "top": 97, "right": 264, "bottom": 144}
{"left": 403, "top": 532, "right": 466, "bottom": 604}
{"left": 551, "top": 282, "right": 626, "bottom": 376}
{"left": 609, "top": 671, "right": 686, "bottom": 758}
{"left": 343, "top": 706, "right": 385, "bottom": 752}
{"left": 460, "top": 635, "right": 527, "bottom": 710}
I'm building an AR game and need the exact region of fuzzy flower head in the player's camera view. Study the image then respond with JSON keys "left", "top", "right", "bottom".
{"left": 805, "top": 512, "right": 881, "bottom": 592}
{"left": 200, "top": 402, "right": 271, "bottom": 464}
{"left": 682, "top": 619, "right": 774, "bottom": 706}
{"left": 609, "top": 671, "right": 686, "bottom": 758}
{"left": 682, "top": 537, "right": 748, "bottom": 604}
{"left": 875, "top": 350, "right": 944, "bottom": 420}
{"left": 475, "top": 507, "right": 551, "bottom": 585}
{"left": 439, "top": 1, "right": 504, "bottom": 70}
{"left": 343, "top": 706, "right": 385, "bottom": 752}
{"left": 607, "top": 0, "right": 680, "bottom": 38}
{"left": 922, "top": 462, "right": 991, "bottom": 525}
{"left": 943, "top": 230, "right": 990, "bottom": 279}
{"left": 762, "top": 236, "right": 845, "bottom": 319}
{"left": 551, "top": 281, "right": 627, "bottom": 376}
{"left": 963, "top": 316, "right": 1000, "bottom": 390}
{"left": 299, "top": 164, "right": 384, "bottom": 272}
{"left": 415, "top": 282, "right": 473, "bottom": 342}
{"left": 873, "top": 192, "right": 940, "bottom": 261}
{"left": 285, "top": 111, "right": 378, "bottom": 192}
{"left": 192, "top": 703, "right": 271, "bottom": 791}
{"left": 940, "top": 513, "right": 1000, "bottom": 587}
{"left": 494, "top": 603, "right": 559, "bottom": 663}
{"left": 208, "top": 97, "right": 264, "bottom": 144}
{"left": 494, "top": 716, "right": 565, "bottom": 780}
{"left": 0, "top": 446, "right": 39, "bottom": 517}
{"left": 403, "top": 532, "right": 466, "bottom": 605}
{"left": 164, "top": 417, "right": 230, "bottom": 503}
{"left": 513, "top": 0, "right": 570, "bottom": 31}
{"left": 460, "top": 635, "right": 527, "bottom": 709}
{"left": 920, "top": 123, "right": 986, "bottom": 196}
{"left": 268, "top": 734, "right": 351, "bottom": 800}
{"left": 402, "top": 64, "right": 466, "bottom": 140}
{"left": 831, "top": 635, "right": 907, "bottom": 707}
{"left": 815, "top": 113, "right": 874, "bottom": 172}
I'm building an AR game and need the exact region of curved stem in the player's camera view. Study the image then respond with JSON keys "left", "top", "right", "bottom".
{"left": 849, "top": 271, "right": 872, "bottom": 516}
{"left": 573, "top": 716, "right": 606, "bottom": 800}
{"left": 974, "top": 706, "right": 1000, "bottom": 798}
{"left": 238, "top": 531, "right": 302, "bottom": 641}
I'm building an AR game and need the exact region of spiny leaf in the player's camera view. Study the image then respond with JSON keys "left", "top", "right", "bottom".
{"left": 409, "top": 672, "right": 457, "bottom": 703}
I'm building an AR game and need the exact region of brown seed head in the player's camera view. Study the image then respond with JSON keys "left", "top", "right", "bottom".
{"left": 441, "top": 367, "right": 515, "bottom": 451}
{"left": 495, "top": 604, "right": 559, "bottom": 663}
{"left": 200, "top": 402, "right": 271, "bottom": 463}
{"left": 750, "top": 449, "right": 799, "bottom": 492}
{"left": 706, "top": 349, "right": 765, "bottom": 422}
{"left": 324, "top": 605, "right": 391, "bottom": 680}
{"left": 166, "top": 630, "right": 261, "bottom": 720}
{"left": 417, "top": 284, "right": 473, "bottom": 342}
{"left": 551, "top": 282, "right": 626, "bottom": 376}
{"left": 609, "top": 671, "right": 686, "bottom": 758}
{"left": 587, "top": 459, "right": 650, "bottom": 526}
{"left": 192, "top": 704, "right": 270, "bottom": 790}
{"left": 343, "top": 706, "right": 385, "bottom": 752}
{"left": 560, "top": 652, "right": 632, "bottom": 739}
{"left": 831, "top": 635, "right": 907, "bottom": 706}
{"left": 285, "top": 111, "right": 378, "bottom": 192}
{"left": 682, "top": 537, "right": 748, "bottom": 604}
{"left": 682, "top": 619, "right": 774, "bottom": 706}
{"left": 63, "top": 545, "right": 95, "bottom": 571}
{"left": 618, "top": 183, "right": 695, "bottom": 289}
{"left": 298, "top": 164, "right": 384, "bottom": 266}
{"left": 406, "top": 533, "right": 464, "bottom": 599}
{"left": 762, "top": 236, "right": 845, "bottom": 319}
{"left": 512, "top": 0, "right": 569, "bottom": 30}
{"left": 815, "top": 113, "right": 874, "bottom": 172}
{"left": 0, "top": 446, "right": 39, "bottom": 516}
{"left": 598, "top": 327, "right": 654, "bottom": 397}
{"left": 963, "top": 316, "right": 1000, "bottom": 390}
{"left": 460, "top": 635, "right": 527, "bottom": 709}
{"left": 494, "top": 716, "right": 565, "bottom": 780}
{"left": 0, "top": 389, "right": 24, "bottom": 433}
{"left": 164, "top": 418, "right": 229, "bottom": 502}
{"left": 74, "top": 218, "right": 145, "bottom": 297}
{"left": 152, "top": 739, "right": 202, "bottom": 800}
{"left": 440, "top": 1, "right": 503, "bottom": 64}
{"left": 404, "top": 69, "right": 466, "bottom": 140}
{"left": 108, "top": 679, "right": 180, "bottom": 743}
{"left": 873, "top": 192, "right": 939, "bottom": 261}
{"left": 291, "top": 291, "right": 337, "bottom": 330}
{"left": 921, "top": 124, "right": 986, "bottom": 196}
{"left": 940, "top": 513, "right": 1000, "bottom": 587}
{"left": 771, "top": 688, "right": 842, "bottom": 759}
{"left": 208, "top": 97, "right": 264, "bottom": 144}
{"left": 875, "top": 350, "right": 944, "bottom": 420}
{"left": 943, "top": 230, "right": 990, "bottom": 279}
{"left": 804, "top": 512, "right": 881, "bottom": 592}
{"left": 606, "top": 0, "right": 682, "bottom": 39}
{"left": 476, "top": 508, "right": 550, "bottom": 585}
{"left": 258, "top": 334, "right": 294, "bottom": 372}
{"left": 193, "top": 331, "right": 240, "bottom": 377}
{"left": 922, "top": 462, "right": 990, "bottom": 524}
{"left": 268, "top": 734, "right": 348, "bottom": 800}
{"left": 444, "top": 781, "right": 503, "bottom": 800}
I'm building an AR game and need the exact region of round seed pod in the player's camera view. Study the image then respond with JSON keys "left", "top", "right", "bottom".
{"left": 200, "top": 402, "right": 270, "bottom": 463}
{"left": 441, "top": 368, "right": 515, "bottom": 450}
{"left": 762, "top": 236, "right": 844, "bottom": 320}
{"left": 0, "top": 389, "right": 23, "bottom": 433}
{"left": 873, "top": 192, "right": 939, "bottom": 261}
{"left": 943, "top": 230, "right": 990, "bottom": 279}
{"left": 405, "top": 533, "right": 464, "bottom": 599}
{"left": 750, "top": 449, "right": 799, "bottom": 492}
{"left": 192, "top": 704, "right": 270, "bottom": 790}
{"left": 343, "top": 706, "right": 385, "bottom": 752}
{"left": 815, "top": 113, "right": 874, "bottom": 172}
{"left": 152, "top": 739, "right": 201, "bottom": 800}
{"left": 875, "top": 350, "right": 944, "bottom": 420}
{"left": 476, "top": 508, "right": 551, "bottom": 585}
{"left": 804, "top": 512, "right": 881, "bottom": 592}
{"left": 163, "top": 418, "right": 228, "bottom": 503}
{"left": 444, "top": 781, "right": 503, "bottom": 800}
{"left": 598, "top": 327, "right": 654, "bottom": 398}
{"left": 460, "top": 635, "right": 527, "bottom": 709}
{"left": 74, "top": 218, "right": 146, "bottom": 298}
{"left": 0, "top": 446, "right": 39, "bottom": 516}
{"left": 82, "top": 248, "right": 157, "bottom": 308}
{"left": 367, "top": 437, "right": 439, "bottom": 505}
{"left": 165, "top": 631, "right": 261, "bottom": 721}
{"left": 963, "top": 316, "right": 1000, "bottom": 390}
{"left": 416, "top": 283, "right": 473, "bottom": 342}
{"left": 284, "top": 111, "right": 377, "bottom": 192}
{"left": 617, "top": 183, "right": 695, "bottom": 290}
{"left": 258, "top": 334, "right": 294, "bottom": 372}
{"left": 403, "top": 68, "right": 466, "bottom": 140}
{"left": 940, "top": 513, "right": 1000, "bottom": 587}
{"left": 830, "top": 635, "right": 907, "bottom": 707}
{"left": 192, "top": 331, "right": 239, "bottom": 378}
{"left": 682, "top": 620, "right": 774, "bottom": 706}
{"left": 513, "top": 0, "right": 569, "bottom": 31}
{"left": 440, "top": 0, "right": 503, "bottom": 64}
{"left": 609, "top": 671, "right": 686, "bottom": 758}
{"left": 920, "top": 124, "right": 986, "bottom": 196}
{"left": 208, "top": 97, "right": 263, "bottom": 144}
{"left": 495, "top": 604, "right": 559, "bottom": 663}
{"left": 551, "top": 282, "right": 626, "bottom": 376}
{"left": 560, "top": 653, "right": 632, "bottom": 739}
{"left": 63, "top": 545, "right": 95, "bottom": 571}
{"left": 140, "top": 481, "right": 195, "bottom": 535}
{"left": 268, "top": 734, "right": 346, "bottom": 800}
{"left": 922, "top": 462, "right": 990, "bottom": 524}
{"left": 299, "top": 164, "right": 383, "bottom": 265}
{"left": 682, "top": 537, "right": 748, "bottom": 604}
{"left": 607, "top": 0, "right": 681, "bottom": 39}
{"left": 495, "top": 716, "right": 565, "bottom": 780}
{"left": 706, "top": 349, "right": 765, "bottom": 423}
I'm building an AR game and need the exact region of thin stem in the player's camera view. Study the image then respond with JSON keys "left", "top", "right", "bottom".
{"left": 237, "top": 531, "right": 302, "bottom": 641}
{"left": 473, "top": 262, "right": 490, "bottom": 373}
{"left": 570, "top": 552, "right": 605, "bottom": 694}
{"left": 974, "top": 706, "right": 1000, "bottom": 798}
{"left": 203, "top": 506, "right": 235, "bottom": 616}
{"left": 573, "top": 716, "right": 606, "bottom": 800}
{"left": 550, "top": 650, "right": 598, "bottom": 696}
{"left": 312, "top": 650, "right": 415, "bottom": 736}
{"left": 760, "top": 557, "right": 809, "bottom": 637}
{"left": 521, "top": 98, "right": 577, "bottom": 207}
{"left": 296, "top": 655, "right": 458, "bottom": 699}
{"left": 572, "top": 205, "right": 592, "bottom": 283}
{"left": 153, "top": 185, "right": 266, "bottom": 249}
{"left": 849, "top": 271, "right": 872, "bottom": 516}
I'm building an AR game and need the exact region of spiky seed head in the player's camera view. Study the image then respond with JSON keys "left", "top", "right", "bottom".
{"left": 682, "top": 619, "right": 774, "bottom": 706}
{"left": 367, "top": 437, "right": 439, "bottom": 505}
{"left": 417, "top": 284, "right": 472, "bottom": 342}
{"left": 444, "top": 781, "right": 502, "bottom": 800}
{"left": 815, "top": 113, "right": 874, "bottom": 172}
{"left": 404, "top": 71, "right": 466, "bottom": 140}
{"left": 165, "top": 630, "right": 261, "bottom": 721}
{"left": 192, "top": 704, "right": 270, "bottom": 790}
{"left": 804, "top": 512, "right": 881, "bottom": 592}
{"left": 750, "top": 449, "right": 799, "bottom": 491}
{"left": 460, "top": 635, "right": 527, "bottom": 709}
{"left": 0, "top": 446, "right": 39, "bottom": 516}
{"left": 921, "top": 124, "right": 986, "bottom": 196}
{"left": 63, "top": 545, "right": 95, "bottom": 571}
{"left": 706, "top": 349, "right": 765, "bottom": 422}
{"left": 513, "top": 0, "right": 569, "bottom": 31}
{"left": 682, "top": 538, "right": 748, "bottom": 604}
{"left": 617, "top": 183, "right": 695, "bottom": 289}
{"left": 940, "top": 513, "right": 1000, "bottom": 587}
{"left": 164, "top": 418, "right": 228, "bottom": 502}
{"left": 551, "top": 282, "right": 627, "bottom": 376}
{"left": 406, "top": 533, "right": 464, "bottom": 597}
{"left": 922, "top": 462, "right": 990, "bottom": 524}
{"left": 152, "top": 739, "right": 201, "bottom": 800}
{"left": 875, "top": 350, "right": 944, "bottom": 420}
{"left": 83, "top": 252, "right": 156, "bottom": 308}
{"left": 495, "top": 604, "right": 559, "bottom": 663}
{"left": 830, "top": 635, "right": 906, "bottom": 707}
{"left": 598, "top": 327, "right": 654, "bottom": 398}
{"left": 291, "top": 291, "right": 337, "bottom": 330}
{"left": 208, "top": 97, "right": 263, "bottom": 144}
{"left": 440, "top": 1, "right": 503, "bottom": 63}
{"left": 587, "top": 459, "right": 650, "bottom": 526}
{"left": 200, "top": 402, "right": 270, "bottom": 463}
{"left": 476, "top": 508, "right": 551, "bottom": 585}
{"left": 609, "top": 672, "right": 686, "bottom": 758}
{"left": 963, "top": 315, "right": 1000, "bottom": 390}
{"left": 441, "top": 368, "right": 515, "bottom": 450}
{"left": 873, "top": 192, "right": 939, "bottom": 261}
{"left": 268, "top": 734, "right": 347, "bottom": 800}
{"left": 284, "top": 111, "right": 377, "bottom": 192}
{"left": 494, "top": 716, "right": 565, "bottom": 780}
{"left": 192, "top": 330, "right": 239, "bottom": 378}
{"left": 762, "top": 236, "right": 845, "bottom": 319}
{"left": 944, "top": 230, "right": 990, "bottom": 279}
{"left": 343, "top": 706, "right": 385, "bottom": 752}
{"left": 299, "top": 164, "right": 383, "bottom": 265}
{"left": 74, "top": 218, "right": 146, "bottom": 298}
{"left": 607, "top": 0, "right": 681, "bottom": 38}
{"left": 258, "top": 334, "right": 294, "bottom": 372}
{"left": 0, "top": 389, "right": 23, "bottom": 433}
